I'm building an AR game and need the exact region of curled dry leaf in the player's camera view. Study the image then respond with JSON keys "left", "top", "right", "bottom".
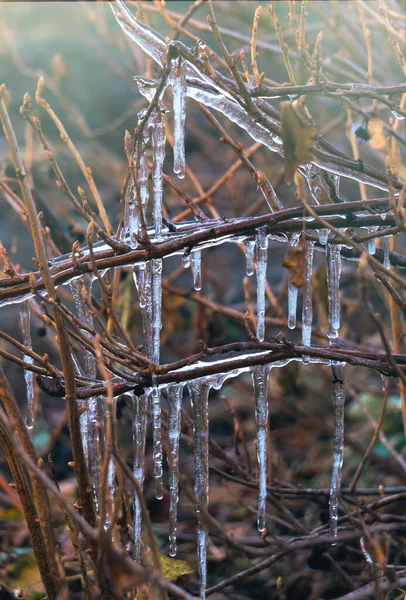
{"left": 282, "top": 235, "right": 306, "bottom": 288}
{"left": 280, "top": 101, "right": 317, "bottom": 183}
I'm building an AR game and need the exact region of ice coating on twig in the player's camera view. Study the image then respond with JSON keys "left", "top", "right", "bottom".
{"left": 330, "top": 363, "right": 345, "bottom": 540}
{"left": 172, "top": 57, "right": 187, "bottom": 179}
{"left": 167, "top": 383, "right": 183, "bottom": 557}
{"left": 19, "top": 300, "right": 34, "bottom": 429}
{"left": 111, "top": 1, "right": 394, "bottom": 192}
{"left": 188, "top": 378, "right": 210, "bottom": 600}
{"left": 192, "top": 249, "right": 202, "bottom": 291}
{"left": 326, "top": 243, "right": 342, "bottom": 340}
{"left": 287, "top": 232, "right": 300, "bottom": 330}
{"left": 243, "top": 238, "right": 256, "bottom": 277}
{"left": 151, "top": 110, "right": 166, "bottom": 236}
{"left": 256, "top": 228, "right": 268, "bottom": 342}
{"left": 70, "top": 275, "right": 101, "bottom": 503}
{"left": 133, "top": 391, "right": 148, "bottom": 561}
{"left": 301, "top": 240, "right": 315, "bottom": 357}
{"left": 250, "top": 364, "right": 270, "bottom": 532}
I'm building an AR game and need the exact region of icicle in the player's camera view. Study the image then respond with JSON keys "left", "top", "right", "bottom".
{"left": 182, "top": 250, "right": 191, "bottom": 269}
{"left": 330, "top": 363, "right": 345, "bottom": 540}
{"left": 301, "top": 240, "right": 315, "bottom": 360}
{"left": 287, "top": 232, "right": 300, "bottom": 330}
{"left": 192, "top": 249, "right": 202, "bottom": 291}
{"left": 20, "top": 300, "right": 34, "bottom": 429}
{"left": 188, "top": 379, "right": 210, "bottom": 600}
{"left": 318, "top": 229, "right": 329, "bottom": 246}
{"left": 172, "top": 57, "right": 187, "bottom": 179}
{"left": 256, "top": 228, "right": 268, "bottom": 342}
{"left": 250, "top": 365, "right": 270, "bottom": 532}
{"left": 243, "top": 238, "right": 255, "bottom": 277}
{"left": 133, "top": 392, "right": 148, "bottom": 561}
{"left": 367, "top": 227, "right": 377, "bottom": 255}
{"left": 167, "top": 383, "right": 183, "bottom": 557}
{"left": 151, "top": 385, "right": 163, "bottom": 500}
{"left": 70, "top": 275, "right": 101, "bottom": 503}
{"left": 151, "top": 110, "right": 166, "bottom": 236}
{"left": 326, "top": 243, "right": 342, "bottom": 340}
{"left": 151, "top": 259, "right": 162, "bottom": 365}
{"left": 383, "top": 236, "right": 390, "bottom": 270}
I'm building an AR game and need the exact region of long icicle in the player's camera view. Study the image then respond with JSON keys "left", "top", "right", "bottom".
{"left": 167, "top": 383, "right": 183, "bottom": 557}
{"left": 19, "top": 300, "right": 34, "bottom": 429}
{"left": 188, "top": 378, "right": 210, "bottom": 600}
{"left": 301, "top": 240, "right": 315, "bottom": 361}
{"left": 70, "top": 275, "right": 101, "bottom": 504}
{"left": 250, "top": 364, "right": 270, "bottom": 533}
{"left": 330, "top": 363, "right": 345, "bottom": 540}
{"left": 172, "top": 56, "right": 187, "bottom": 179}
{"left": 287, "top": 232, "right": 300, "bottom": 330}
{"left": 151, "top": 110, "right": 166, "bottom": 236}
{"left": 256, "top": 228, "right": 268, "bottom": 342}
{"left": 133, "top": 391, "right": 149, "bottom": 561}
{"left": 326, "top": 243, "right": 342, "bottom": 340}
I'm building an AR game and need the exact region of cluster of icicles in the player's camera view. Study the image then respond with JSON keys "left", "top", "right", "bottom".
{"left": 12, "top": 2, "right": 394, "bottom": 598}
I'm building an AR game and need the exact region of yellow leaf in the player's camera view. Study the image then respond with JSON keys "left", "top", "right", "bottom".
{"left": 280, "top": 101, "right": 317, "bottom": 183}
{"left": 159, "top": 554, "right": 194, "bottom": 581}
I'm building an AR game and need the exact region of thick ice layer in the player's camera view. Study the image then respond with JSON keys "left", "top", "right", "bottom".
{"left": 188, "top": 379, "right": 210, "bottom": 600}
{"left": 301, "top": 240, "right": 315, "bottom": 357}
{"left": 172, "top": 57, "right": 187, "bottom": 179}
{"left": 330, "top": 363, "right": 345, "bottom": 540}
{"left": 256, "top": 228, "right": 268, "bottom": 342}
{"left": 133, "top": 391, "right": 149, "bottom": 561}
{"left": 19, "top": 300, "right": 34, "bottom": 429}
{"left": 287, "top": 232, "right": 300, "bottom": 330}
{"left": 250, "top": 365, "right": 270, "bottom": 532}
{"left": 326, "top": 244, "right": 342, "bottom": 340}
{"left": 167, "top": 383, "right": 183, "bottom": 557}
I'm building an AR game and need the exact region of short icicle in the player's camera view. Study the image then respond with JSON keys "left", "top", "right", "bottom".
{"left": 167, "top": 383, "right": 183, "bottom": 557}
{"left": 192, "top": 249, "right": 202, "bottom": 291}
{"left": 326, "top": 243, "right": 342, "bottom": 340}
{"left": 330, "top": 363, "right": 345, "bottom": 540}
{"left": 172, "top": 56, "right": 187, "bottom": 179}
{"left": 133, "top": 391, "right": 149, "bottom": 561}
{"left": 250, "top": 364, "right": 270, "bottom": 533}
{"left": 243, "top": 238, "right": 256, "bottom": 277}
{"left": 256, "top": 228, "right": 268, "bottom": 342}
{"left": 301, "top": 240, "right": 315, "bottom": 361}
{"left": 151, "top": 110, "right": 166, "bottom": 236}
{"left": 19, "top": 300, "right": 34, "bottom": 429}
{"left": 188, "top": 378, "right": 210, "bottom": 600}
{"left": 287, "top": 232, "right": 300, "bottom": 330}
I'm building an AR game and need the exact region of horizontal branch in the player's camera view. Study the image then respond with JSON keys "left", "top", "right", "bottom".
{"left": 0, "top": 199, "right": 400, "bottom": 306}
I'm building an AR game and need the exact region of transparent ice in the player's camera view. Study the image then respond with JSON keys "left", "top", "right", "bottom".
{"left": 330, "top": 363, "right": 345, "bottom": 540}
{"left": 167, "top": 383, "right": 183, "bottom": 557}
{"left": 19, "top": 300, "right": 34, "bottom": 429}
{"left": 256, "top": 228, "right": 268, "bottom": 342}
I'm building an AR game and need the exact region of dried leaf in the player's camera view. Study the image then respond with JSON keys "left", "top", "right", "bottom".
{"left": 282, "top": 236, "right": 306, "bottom": 288}
{"left": 280, "top": 102, "right": 317, "bottom": 183}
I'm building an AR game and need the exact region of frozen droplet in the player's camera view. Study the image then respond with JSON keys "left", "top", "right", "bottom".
{"left": 318, "top": 229, "right": 330, "bottom": 246}
{"left": 182, "top": 251, "right": 191, "bottom": 269}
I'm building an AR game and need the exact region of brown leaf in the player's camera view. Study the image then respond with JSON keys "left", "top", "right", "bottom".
{"left": 280, "top": 102, "right": 317, "bottom": 183}
{"left": 282, "top": 236, "right": 306, "bottom": 288}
